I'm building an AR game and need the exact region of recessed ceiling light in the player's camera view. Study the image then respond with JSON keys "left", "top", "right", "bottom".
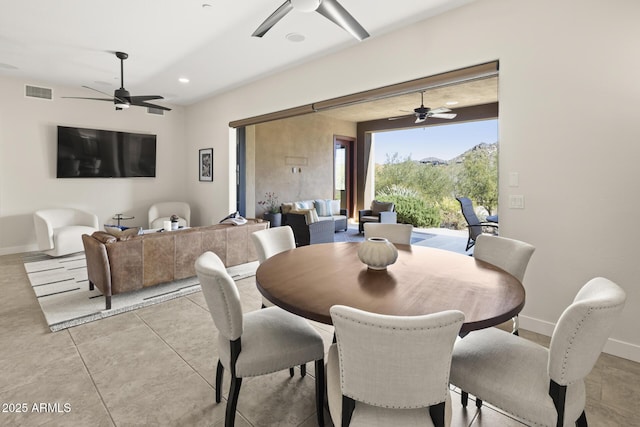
{"left": 446, "top": 101, "right": 459, "bottom": 106}
{"left": 178, "top": 77, "right": 190, "bottom": 84}
{"left": 286, "top": 33, "right": 306, "bottom": 43}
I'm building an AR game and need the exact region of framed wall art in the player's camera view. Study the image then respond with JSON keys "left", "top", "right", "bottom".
{"left": 199, "top": 148, "right": 213, "bottom": 182}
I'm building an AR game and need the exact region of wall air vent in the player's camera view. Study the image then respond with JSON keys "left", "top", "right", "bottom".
{"left": 147, "top": 107, "right": 165, "bottom": 116}
{"left": 25, "top": 85, "right": 53, "bottom": 100}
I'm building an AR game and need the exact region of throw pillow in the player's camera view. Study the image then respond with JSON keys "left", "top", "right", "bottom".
{"left": 330, "top": 200, "right": 341, "bottom": 215}
{"left": 104, "top": 226, "right": 143, "bottom": 241}
{"left": 290, "top": 208, "right": 319, "bottom": 224}
{"left": 294, "top": 201, "right": 312, "bottom": 210}
{"left": 91, "top": 231, "right": 117, "bottom": 244}
{"left": 281, "top": 202, "right": 294, "bottom": 214}
{"left": 314, "top": 199, "right": 332, "bottom": 217}
{"left": 371, "top": 200, "right": 394, "bottom": 215}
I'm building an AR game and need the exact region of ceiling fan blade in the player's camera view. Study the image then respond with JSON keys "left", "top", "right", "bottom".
{"left": 130, "top": 95, "right": 164, "bottom": 102}
{"left": 130, "top": 100, "right": 172, "bottom": 111}
{"left": 429, "top": 107, "right": 452, "bottom": 114}
{"left": 388, "top": 115, "right": 412, "bottom": 121}
{"left": 429, "top": 113, "right": 457, "bottom": 119}
{"left": 61, "top": 96, "right": 114, "bottom": 102}
{"left": 415, "top": 116, "right": 426, "bottom": 124}
{"left": 82, "top": 84, "right": 130, "bottom": 105}
{"left": 80, "top": 85, "right": 116, "bottom": 98}
{"left": 316, "top": 0, "right": 369, "bottom": 41}
{"left": 252, "top": 1, "right": 294, "bottom": 37}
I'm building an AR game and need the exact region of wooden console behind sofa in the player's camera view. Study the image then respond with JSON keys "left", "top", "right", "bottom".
{"left": 82, "top": 220, "right": 267, "bottom": 309}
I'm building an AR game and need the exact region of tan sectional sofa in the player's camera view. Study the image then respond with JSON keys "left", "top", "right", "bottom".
{"left": 82, "top": 220, "right": 267, "bottom": 309}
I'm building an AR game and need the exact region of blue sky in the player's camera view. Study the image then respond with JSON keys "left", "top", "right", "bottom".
{"left": 373, "top": 119, "right": 498, "bottom": 164}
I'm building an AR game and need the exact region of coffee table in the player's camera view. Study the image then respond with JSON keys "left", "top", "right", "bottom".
{"left": 256, "top": 242, "right": 525, "bottom": 335}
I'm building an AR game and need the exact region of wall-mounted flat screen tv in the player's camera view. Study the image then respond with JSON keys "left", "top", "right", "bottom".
{"left": 57, "top": 126, "right": 156, "bottom": 178}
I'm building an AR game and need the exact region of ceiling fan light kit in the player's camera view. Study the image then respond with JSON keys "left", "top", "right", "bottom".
{"left": 62, "top": 51, "right": 171, "bottom": 112}
{"left": 253, "top": 0, "right": 369, "bottom": 41}
{"left": 389, "top": 91, "right": 457, "bottom": 123}
{"left": 291, "top": 0, "right": 320, "bottom": 13}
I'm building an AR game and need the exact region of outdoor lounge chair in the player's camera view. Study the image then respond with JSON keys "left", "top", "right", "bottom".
{"left": 456, "top": 197, "right": 498, "bottom": 251}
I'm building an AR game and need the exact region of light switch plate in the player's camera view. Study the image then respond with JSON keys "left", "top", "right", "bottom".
{"left": 509, "top": 172, "right": 519, "bottom": 187}
{"left": 509, "top": 195, "right": 525, "bottom": 209}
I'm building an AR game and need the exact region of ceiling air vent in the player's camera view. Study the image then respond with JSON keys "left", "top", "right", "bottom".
{"left": 25, "top": 85, "right": 53, "bottom": 100}
{"left": 147, "top": 107, "right": 165, "bottom": 116}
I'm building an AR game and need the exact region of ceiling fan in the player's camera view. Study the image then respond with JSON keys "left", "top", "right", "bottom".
{"left": 252, "top": 0, "right": 369, "bottom": 41}
{"left": 390, "top": 92, "right": 457, "bottom": 124}
{"left": 63, "top": 52, "right": 171, "bottom": 111}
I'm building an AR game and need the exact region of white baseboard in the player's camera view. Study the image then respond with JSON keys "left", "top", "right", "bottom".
{"left": 519, "top": 315, "right": 640, "bottom": 363}
{"left": 0, "top": 243, "right": 38, "bottom": 256}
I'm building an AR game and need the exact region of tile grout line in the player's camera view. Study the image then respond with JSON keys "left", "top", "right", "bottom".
{"left": 67, "top": 329, "right": 118, "bottom": 427}
{"left": 132, "top": 302, "right": 261, "bottom": 426}
{"left": 132, "top": 307, "right": 215, "bottom": 388}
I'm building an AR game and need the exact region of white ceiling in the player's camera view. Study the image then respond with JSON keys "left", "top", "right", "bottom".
{"left": 0, "top": 0, "right": 475, "bottom": 107}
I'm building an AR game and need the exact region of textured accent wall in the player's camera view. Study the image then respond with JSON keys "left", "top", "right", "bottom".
{"left": 253, "top": 113, "right": 356, "bottom": 216}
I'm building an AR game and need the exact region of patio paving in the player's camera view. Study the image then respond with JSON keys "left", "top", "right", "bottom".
{"left": 335, "top": 223, "right": 472, "bottom": 255}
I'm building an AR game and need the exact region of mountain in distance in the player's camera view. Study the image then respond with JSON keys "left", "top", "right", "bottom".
{"left": 419, "top": 142, "right": 497, "bottom": 165}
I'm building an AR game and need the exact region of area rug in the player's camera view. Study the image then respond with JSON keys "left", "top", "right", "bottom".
{"left": 24, "top": 253, "right": 258, "bottom": 332}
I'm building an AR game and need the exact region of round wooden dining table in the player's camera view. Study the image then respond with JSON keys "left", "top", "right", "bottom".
{"left": 256, "top": 242, "right": 525, "bottom": 335}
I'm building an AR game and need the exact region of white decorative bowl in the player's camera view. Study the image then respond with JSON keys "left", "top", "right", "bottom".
{"left": 357, "top": 237, "right": 398, "bottom": 270}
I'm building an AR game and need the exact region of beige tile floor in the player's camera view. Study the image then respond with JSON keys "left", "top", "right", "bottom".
{"left": 1, "top": 252, "right": 639, "bottom": 426}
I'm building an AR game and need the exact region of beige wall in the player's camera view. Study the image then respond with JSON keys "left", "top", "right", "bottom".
{"left": 1, "top": 0, "right": 638, "bottom": 360}
{"left": 252, "top": 114, "right": 356, "bottom": 216}
{"left": 184, "top": 0, "right": 640, "bottom": 361}
{"left": 0, "top": 76, "right": 187, "bottom": 254}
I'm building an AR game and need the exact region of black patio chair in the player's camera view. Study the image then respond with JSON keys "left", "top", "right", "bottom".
{"left": 456, "top": 197, "right": 498, "bottom": 251}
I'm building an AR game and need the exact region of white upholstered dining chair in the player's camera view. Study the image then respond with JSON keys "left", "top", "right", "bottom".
{"left": 363, "top": 222, "right": 413, "bottom": 245}
{"left": 327, "top": 305, "right": 464, "bottom": 427}
{"left": 195, "top": 251, "right": 326, "bottom": 427}
{"left": 250, "top": 226, "right": 296, "bottom": 308}
{"left": 450, "top": 277, "right": 626, "bottom": 427}
{"left": 473, "top": 234, "right": 535, "bottom": 335}
{"left": 251, "top": 226, "right": 296, "bottom": 264}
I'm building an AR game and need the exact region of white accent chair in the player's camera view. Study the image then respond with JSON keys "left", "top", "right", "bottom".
{"left": 195, "top": 251, "right": 325, "bottom": 427}
{"left": 148, "top": 202, "right": 190, "bottom": 229}
{"left": 450, "top": 277, "right": 626, "bottom": 427}
{"left": 363, "top": 223, "right": 413, "bottom": 245}
{"left": 250, "top": 226, "right": 296, "bottom": 308}
{"left": 33, "top": 208, "right": 99, "bottom": 257}
{"left": 327, "top": 305, "right": 464, "bottom": 426}
{"left": 473, "top": 234, "right": 535, "bottom": 335}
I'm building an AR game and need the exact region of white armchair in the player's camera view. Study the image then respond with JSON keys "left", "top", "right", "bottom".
{"left": 33, "top": 208, "right": 99, "bottom": 257}
{"left": 148, "top": 202, "right": 190, "bottom": 229}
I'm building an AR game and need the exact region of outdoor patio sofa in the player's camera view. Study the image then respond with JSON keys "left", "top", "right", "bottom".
{"left": 280, "top": 199, "right": 348, "bottom": 246}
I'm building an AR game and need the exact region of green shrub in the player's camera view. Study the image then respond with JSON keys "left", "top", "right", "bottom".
{"left": 376, "top": 194, "right": 441, "bottom": 228}
{"left": 437, "top": 197, "right": 466, "bottom": 230}
{"left": 377, "top": 184, "right": 419, "bottom": 199}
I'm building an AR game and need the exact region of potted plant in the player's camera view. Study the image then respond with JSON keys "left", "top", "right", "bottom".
{"left": 259, "top": 192, "right": 281, "bottom": 227}
{"left": 170, "top": 214, "right": 180, "bottom": 230}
